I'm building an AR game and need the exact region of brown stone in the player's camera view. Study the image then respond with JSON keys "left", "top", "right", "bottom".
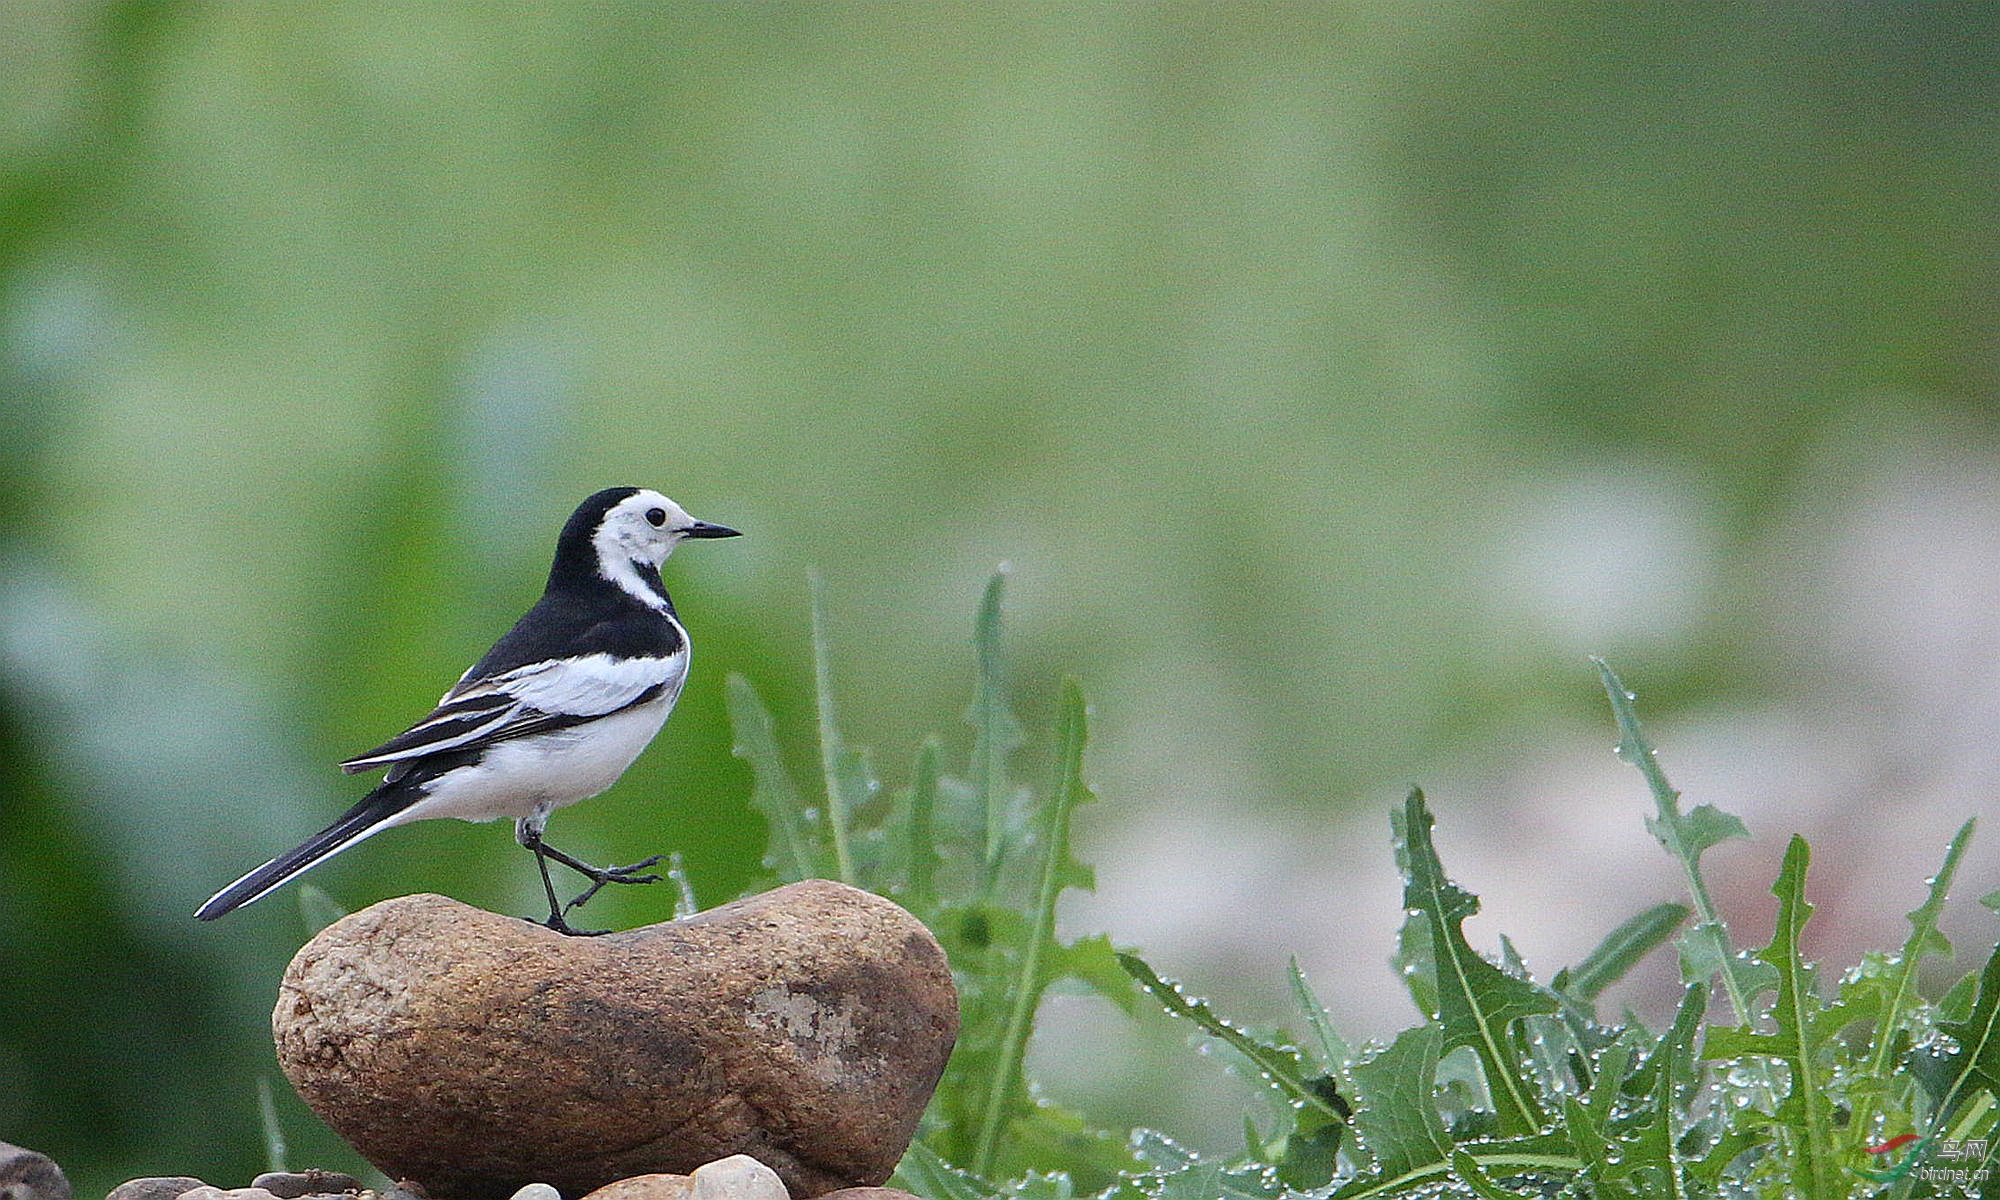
{"left": 104, "top": 1181, "right": 204, "bottom": 1200}
{"left": 104, "top": 1181, "right": 203, "bottom": 1200}
{"left": 576, "top": 1176, "right": 693, "bottom": 1200}
{"left": 275, "top": 881, "right": 957, "bottom": 1200}
{"left": 251, "top": 1173, "right": 363, "bottom": 1199}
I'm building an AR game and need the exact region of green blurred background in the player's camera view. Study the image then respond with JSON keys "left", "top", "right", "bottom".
{"left": 3, "top": 2, "right": 1997, "bottom": 1191}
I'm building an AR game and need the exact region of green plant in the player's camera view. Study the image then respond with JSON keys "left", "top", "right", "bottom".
{"left": 729, "top": 571, "right": 1137, "bottom": 1189}
{"left": 1108, "top": 666, "right": 1999, "bottom": 1199}
{"left": 739, "top": 580, "right": 2000, "bottom": 1199}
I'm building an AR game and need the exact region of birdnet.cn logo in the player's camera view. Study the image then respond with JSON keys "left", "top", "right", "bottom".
{"left": 1852, "top": 1134, "right": 1990, "bottom": 1186}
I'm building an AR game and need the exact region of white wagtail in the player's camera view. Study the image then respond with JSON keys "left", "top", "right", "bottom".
{"left": 195, "top": 487, "right": 740, "bottom": 935}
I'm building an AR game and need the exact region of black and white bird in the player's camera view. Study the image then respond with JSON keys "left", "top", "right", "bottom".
{"left": 195, "top": 486, "right": 740, "bottom": 935}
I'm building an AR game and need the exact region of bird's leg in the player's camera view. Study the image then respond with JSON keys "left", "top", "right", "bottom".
{"left": 517, "top": 820, "right": 595, "bottom": 935}
{"left": 514, "top": 817, "right": 661, "bottom": 935}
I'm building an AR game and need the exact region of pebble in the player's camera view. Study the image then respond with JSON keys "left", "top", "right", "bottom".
{"left": 106, "top": 1180, "right": 208, "bottom": 1200}
{"left": 690, "top": 1157, "right": 787, "bottom": 1200}
{"left": 577, "top": 1175, "right": 691, "bottom": 1200}
{"left": 178, "top": 1188, "right": 280, "bottom": 1200}
{"left": 252, "top": 1173, "right": 363, "bottom": 1199}
{"left": 508, "top": 1187, "right": 561, "bottom": 1200}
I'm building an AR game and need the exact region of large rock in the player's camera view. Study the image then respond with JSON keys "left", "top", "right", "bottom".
{"left": 275, "top": 881, "right": 956, "bottom": 1200}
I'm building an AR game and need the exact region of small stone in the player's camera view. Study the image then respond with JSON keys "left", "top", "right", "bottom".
{"left": 276, "top": 880, "right": 956, "bottom": 1200}
{"left": 577, "top": 1179, "right": 692, "bottom": 1200}
{"left": 506, "top": 1187, "right": 560, "bottom": 1200}
{"left": 253, "top": 1173, "right": 364, "bottom": 1199}
{"left": 105, "top": 1182, "right": 205, "bottom": 1200}
{"left": 808, "top": 1191, "right": 922, "bottom": 1200}
{"left": 689, "top": 1157, "right": 786, "bottom": 1200}
{"left": 0, "top": 1143, "right": 70, "bottom": 1200}
{"left": 178, "top": 1189, "right": 281, "bottom": 1200}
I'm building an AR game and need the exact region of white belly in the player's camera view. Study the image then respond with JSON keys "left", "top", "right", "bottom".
{"left": 386, "top": 693, "right": 675, "bottom": 826}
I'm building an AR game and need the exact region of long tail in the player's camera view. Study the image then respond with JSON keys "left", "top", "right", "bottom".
{"left": 194, "top": 783, "right": 418, "bottom": 921}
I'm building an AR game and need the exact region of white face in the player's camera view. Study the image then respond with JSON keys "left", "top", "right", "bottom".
{"left": 595, "top": 489, "right": 697, "bottom": 569}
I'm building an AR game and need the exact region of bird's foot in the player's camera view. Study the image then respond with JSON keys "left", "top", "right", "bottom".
{"left": 538, "top": 911, "right": 613, "bottom": 937}
{"left": 562, "top": 854, "right": 665, "bottom": 914}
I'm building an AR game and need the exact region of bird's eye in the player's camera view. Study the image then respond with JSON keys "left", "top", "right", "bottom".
{"left": 645, "top": 507, "right": 667, "bottom": 527}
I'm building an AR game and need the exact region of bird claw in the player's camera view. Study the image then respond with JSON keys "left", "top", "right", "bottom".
{"left": 537, "top": 912, "right": 612, "bottom": 937}
{"left": 561, "top": 854, "right": 666, "bottom": 914}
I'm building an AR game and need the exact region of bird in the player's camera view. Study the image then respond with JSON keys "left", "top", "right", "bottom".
{"left": 195, "top": 486, "right": 740, "bottom": 935}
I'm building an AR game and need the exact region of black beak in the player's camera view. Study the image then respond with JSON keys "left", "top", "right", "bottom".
{"left": 683, "top": 521, "right": 742, "bottom": 539}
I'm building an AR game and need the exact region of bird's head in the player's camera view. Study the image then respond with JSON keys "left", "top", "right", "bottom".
{"left": 593, "top": 487, "right": 740, "bottom": 568}
{"left": 553, "top": 487, "right": 740, "bottom": 605}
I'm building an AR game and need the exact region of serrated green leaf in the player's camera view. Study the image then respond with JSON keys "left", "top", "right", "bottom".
{"left": 1611, "top": 983, "right": 1703, "bottom": 1199}
{"left": 1931, "top": 938, "right": 2000, "bottom": 1129}
{"left": 727, "top": 672, "right": 820, "bottom": 883}
{"left": 1644, "top": 804, "right": 1749, "bottom": 858}
{"left": 1149, "top": 1161, "right": 1286, "bottom": 1200}
{"left": 1006, "top": 1105, "right": 1140, "bottom": 1191}
{"left": 1397, "top": 789, "right": 1557, "bottom": 1137}
{"left": 1563, "top": 903, "right": 1689, "bottom": 1006}
{"left": 1842, "top": 817, "right": 1975, "bottom": 1162}
{"left": 1050, "top": 933, "right": 1138, "bottom": 1014}
{"left": 765, "top": 575, "right": 1132, "bottom": 1183}
{"left": 1007, "top": 1173, "right": 1077, "bottom": 1200}
{"left": 895, "top": 1140, "right": 1006, "bottom": 1200}
{"left": 1128, "top": 1129, "right": 1203, "bottom": 1174}
{"left": 1275, "top": 1074, "right": 1349, "bottom": 1190}
{"left": 1337, "top": 1024, "right": 1453, "bottom": 1195}
{"left": 1596, "top": 660, "right": 1760, "bottom": 1027}
{"left": 1699, "top": 837, "right": 1840, "bottom": 1200}
{"left": 1564, "top": 1040, "right": 1633, "bottom": 1173}
{"left": 1391, "top": 895, "right": 1440, "bottom": 1019}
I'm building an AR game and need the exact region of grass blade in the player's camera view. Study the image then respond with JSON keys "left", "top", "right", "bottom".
{"left": 1847, "top": 816, "right": 1974, "bottom": 1152}
{"left": 906, "top": 737, "right": 943, "bottom": 914}
{"left": 1560, "top": 902, "right": 1688, "bottom": 1005}
{"left": 1289, "top": 956, "right": 1353, "bottom": 1072}
{"left": 297, "top": 883, "right": 348, "bottom": 936}
{"left": 1120, "top": 952, "right": 1348, "bottom": 1124}
{"left": 809, "top": 571, "right": 858, "bottom": 884}
{"left": 665, "top": 850, "right": 698, "bottom": 919}
{"left": 968, "top": 570, "right": 1025, "bottom": 901}
{"left": 256, "top": 1076, "right": 288, "bottom": 1174}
